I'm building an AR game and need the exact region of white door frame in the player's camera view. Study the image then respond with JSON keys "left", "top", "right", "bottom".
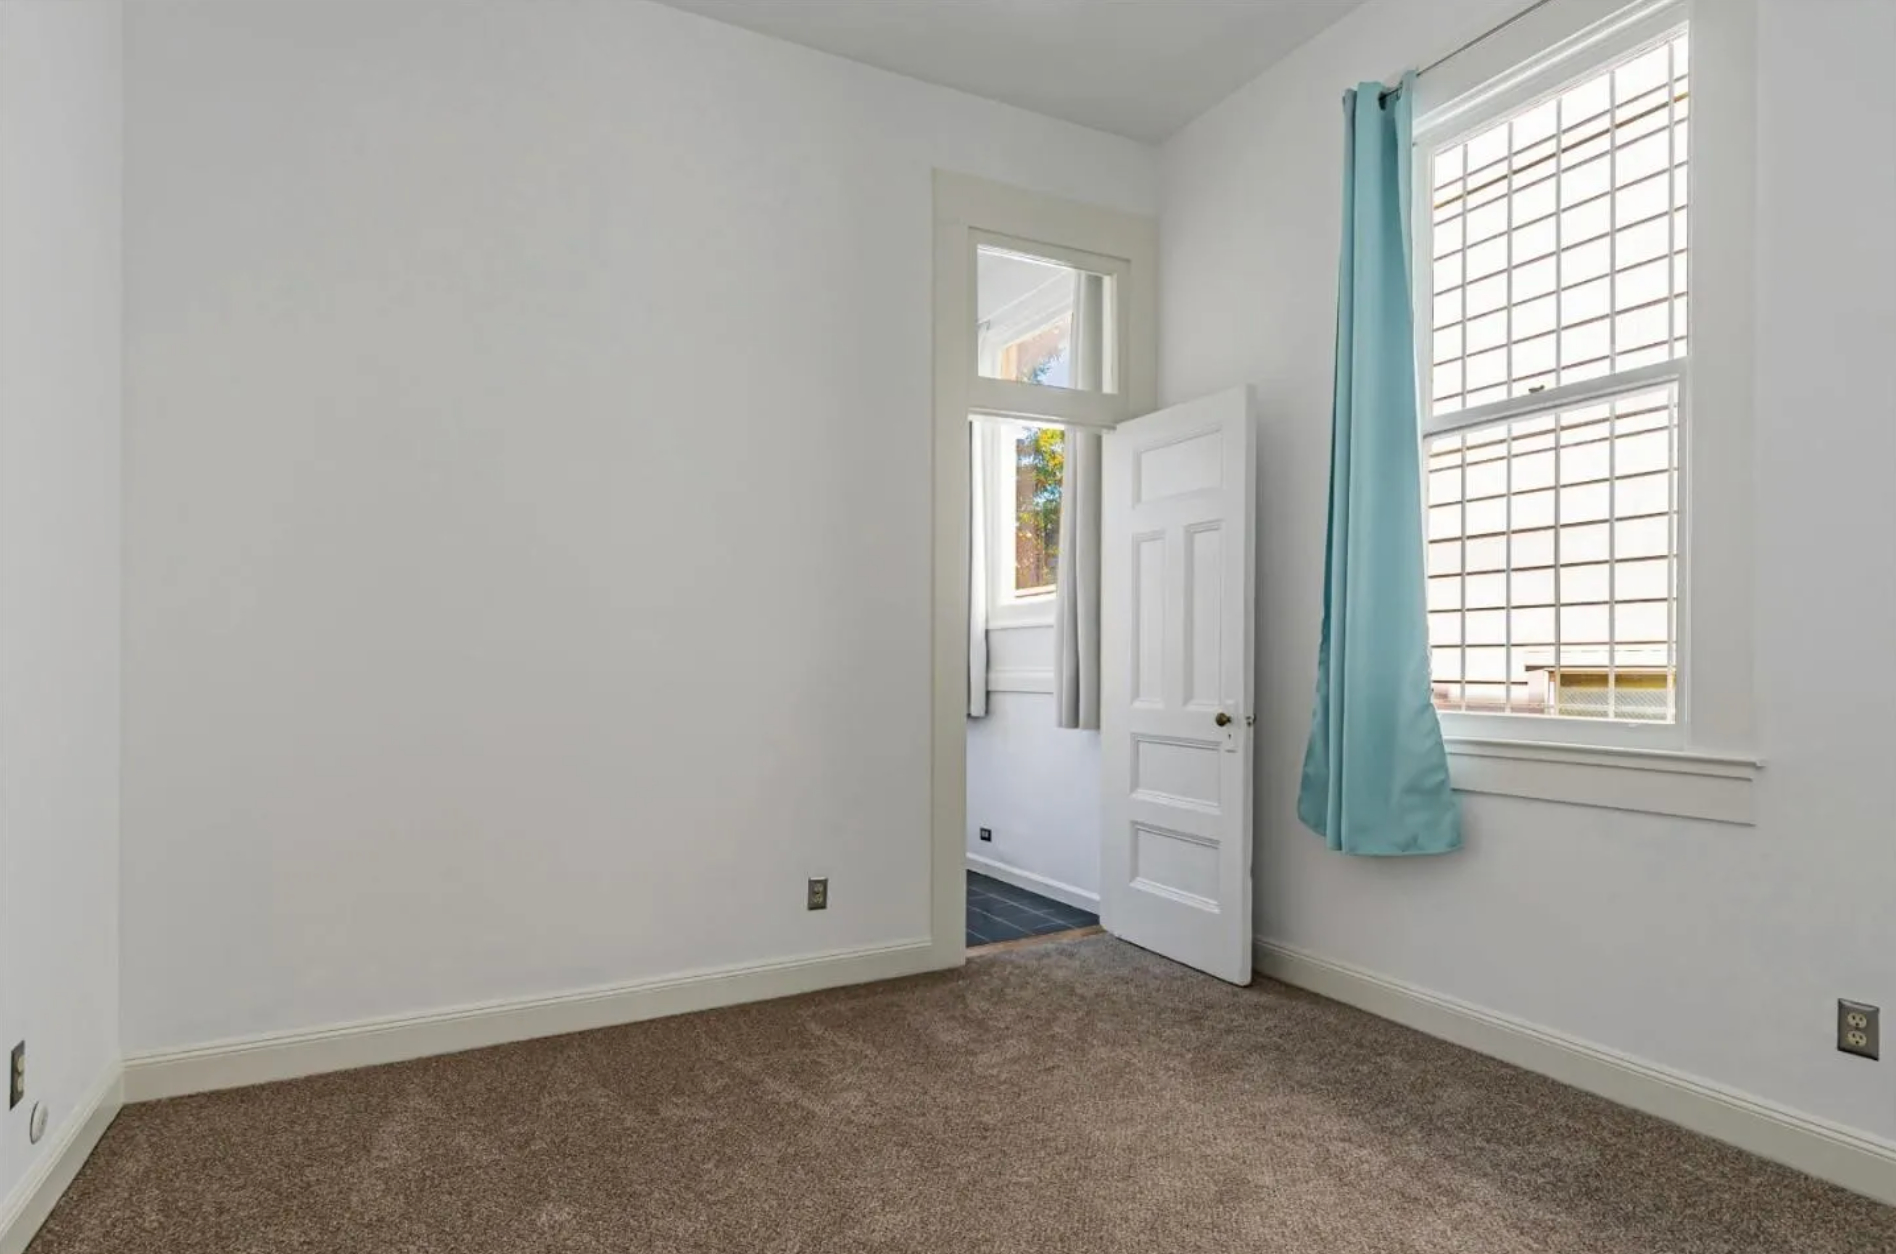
{"left": 929, "top": 171, "right": 1158, "bottom": 968}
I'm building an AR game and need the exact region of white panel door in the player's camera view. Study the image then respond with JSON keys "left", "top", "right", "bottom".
{"left": 1099, "top": 386, "right": 1255, "bottom": 985}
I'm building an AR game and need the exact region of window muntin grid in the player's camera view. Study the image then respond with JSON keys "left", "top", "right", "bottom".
{"left": 1429, "top": 31, "right": 1689, "bottom": 416}
{"left": 1425, "top": 385, "right": 1679, "bottom": 721}
{"left": 1421, "top": 29, "right": 1689, "bottom": 725}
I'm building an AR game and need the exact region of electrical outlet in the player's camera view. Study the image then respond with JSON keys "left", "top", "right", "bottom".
{"left": 978, "top": 827, "right": 993, "bottom": 842}
{"left": 8, "top": 1042, "right": 23, "bottom": 1110}
{"left": 807, "top": 877, "right": 828, "bottom": 911}
{"left": 1839, "top": 1000, "right": 1879, "bottom": 1060}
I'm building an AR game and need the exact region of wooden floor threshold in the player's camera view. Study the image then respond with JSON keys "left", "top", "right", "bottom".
{"left": 967, "top": 925, "right": 1104, "bottom": 956}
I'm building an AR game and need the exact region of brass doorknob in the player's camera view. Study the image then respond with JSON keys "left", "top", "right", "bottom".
{"left": 1214, "top": 711, "right": 1232, "bottom": 727}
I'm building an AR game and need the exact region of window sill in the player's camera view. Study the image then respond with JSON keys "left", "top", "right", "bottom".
{"left": 1444, "top": 736, "right": 1762, "bottom": 825}
{"left": 988, "top": 601, "right": 1055, "bottom": 631}
{"left": 986, "top": 667, "right": 1053, "bottom": 695}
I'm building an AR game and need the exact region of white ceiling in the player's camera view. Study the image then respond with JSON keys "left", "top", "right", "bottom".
{"left": 647, "top": 0, "right": 1367, "bottom": 143}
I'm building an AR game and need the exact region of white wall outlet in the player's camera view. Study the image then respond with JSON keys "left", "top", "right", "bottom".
{"left": 1838, "top": 1000, "right": 1879, "bottom": 1060}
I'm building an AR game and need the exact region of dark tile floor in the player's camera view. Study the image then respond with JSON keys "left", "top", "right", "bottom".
{"left": 966, "top": 871, "right": 1099, "bottom": 948}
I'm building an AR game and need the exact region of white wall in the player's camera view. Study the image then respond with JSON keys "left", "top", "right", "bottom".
{"left": 1162, "top": 0, "right": 1896, "bottom": 1145}
{"left": 967, "top": 626, "right": 1100, "bottom": 904}
{"left": 0, "top": 0, "right": 123, "bottom": 1213}
{"left": 121, "top": 0, "right": 1155, "bottom": 1051}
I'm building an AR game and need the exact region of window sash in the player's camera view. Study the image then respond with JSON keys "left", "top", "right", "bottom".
{"left": 1416, "top": 21, "right": 1691, "bottom": 434}
{"left": 1424, "top": 357, "right": 1684, "bottom": 439}
{"left": 968, "top": 229, "right": 1130, "bottom": 428}
{"left": 984, "top": 418, "right": 1059, "bottom": 626}
{"left": 1422, "top": 373, "right": 1685, "bottom": 730}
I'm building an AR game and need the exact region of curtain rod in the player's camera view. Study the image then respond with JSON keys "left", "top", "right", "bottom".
{"left": 1381, "top": 0, "right": 1564, "bottom": 97}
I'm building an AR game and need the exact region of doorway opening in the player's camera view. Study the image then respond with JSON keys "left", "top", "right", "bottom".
{"left": 965, "top": 416, "right": 1104, "bottom": 953}
{"left": 962, "top": 239, "right": 1111, "bottom": 955}
{"left": 933, "top": 174, "right": 1255, "bottom": 987}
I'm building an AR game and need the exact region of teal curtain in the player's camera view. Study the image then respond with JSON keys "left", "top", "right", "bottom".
{"left": 1297, "top": 74, "right": 1462, "bottom": 857}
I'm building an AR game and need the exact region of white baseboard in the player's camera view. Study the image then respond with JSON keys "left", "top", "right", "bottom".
{"left": 0, "top": 1067, "right": 122, "bottom": 1254}
{"left": 124, "top": 938, "right": 937, "bottom": 1103}
{"left": 1254, "top": 938, "right": 1896, "bottom": 1207}
{"left": 966, "top": 852, "right": 1099, "bottom": 912}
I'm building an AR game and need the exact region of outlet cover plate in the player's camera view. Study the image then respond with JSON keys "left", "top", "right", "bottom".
{"left": 8, "top": 1041, "right": 22, "bottom": 1109}
{"left": 807, "top": 877, "right": 828, "bottom": 911}
{"left": 1839, "top": 1000, "right": 1880, "bottom": 1060}
{"left": 979, "top": 827, "right": 993, "bottom": 842}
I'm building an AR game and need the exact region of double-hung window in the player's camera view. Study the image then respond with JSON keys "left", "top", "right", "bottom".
{"left": 1409, "top": 0, "right": 1759, "bottom": 822}
{"left": 1417, "top": 15, "right": 1690, "bottom": 740}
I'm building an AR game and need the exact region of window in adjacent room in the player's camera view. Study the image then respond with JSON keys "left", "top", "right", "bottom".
{"left": 995, "top": 420, "right": 1064, "bottom": 607}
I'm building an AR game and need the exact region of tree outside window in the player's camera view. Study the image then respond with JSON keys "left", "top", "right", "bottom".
{"left": 1014, "top": 423, "right": 1063, "bottom": 594}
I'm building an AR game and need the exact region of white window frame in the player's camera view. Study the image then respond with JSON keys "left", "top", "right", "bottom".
{"left": 985, "top": 418, "right": 1063, "bottom": 629}
{"left": 1408, "top": 0, "right": 1760, "bottom": 822}
{"left": 968, "top": 230, "right": 1132, "bottom": 428}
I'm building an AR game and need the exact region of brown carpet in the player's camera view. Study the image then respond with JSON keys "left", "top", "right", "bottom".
{"left": 32, "top": 937, "right": 1896, "bottom": 1253}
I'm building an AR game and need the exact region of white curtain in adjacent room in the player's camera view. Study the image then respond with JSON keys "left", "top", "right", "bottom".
{"left": 968, "top": 422, "right": 991, "bottom": 718}
{"left": 1054, "top": 272, "right": 1105, "bottom": 730}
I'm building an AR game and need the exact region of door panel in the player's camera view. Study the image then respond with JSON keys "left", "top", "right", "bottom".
{"left": 1100, "top": 387, "right": 1255, "bottom": 985}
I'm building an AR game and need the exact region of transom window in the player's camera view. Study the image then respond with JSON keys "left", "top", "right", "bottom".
{"left": 976, "top": 243, "right": 1118, "bottom": 394}
{"left": 1421, "top": 25, "right": 1689, "bottom": 725}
